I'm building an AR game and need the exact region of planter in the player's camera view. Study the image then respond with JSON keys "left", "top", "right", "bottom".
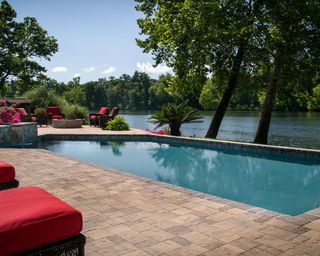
{"left": 0, "top": 122, "right": 37, "bottom": 145}
{"left": 52, "top": 119, "right": 82, "bottom": 129}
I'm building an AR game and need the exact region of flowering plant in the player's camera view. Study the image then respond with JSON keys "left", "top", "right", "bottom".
{"left": 0, "top": 99, "right": 21, "bottom": 124}
{"left": 145, "top": 128, "right": 169, "bottom": 135}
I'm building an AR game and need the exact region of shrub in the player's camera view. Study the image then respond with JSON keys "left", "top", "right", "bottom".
{"left": 106, "top": 116, "right": 130, "bottom": 131}
{"left": 34, "top": 107, "right": 47, "bottom": 126}
{"left": 34, "top": 107, "right": 47, "bottom": 117}
{"left": 149, "top": 102, "right": 203, "bottom": 136}
{"left": 23, "top": 86, "right": 60, "bottom": 110}
{"left": 62, "top": 104, "right": 88, "bottom": 120}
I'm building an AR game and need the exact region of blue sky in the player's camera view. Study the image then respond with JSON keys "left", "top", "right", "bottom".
{"left": 8, "top": 0, "right": 171, "bottom": 83}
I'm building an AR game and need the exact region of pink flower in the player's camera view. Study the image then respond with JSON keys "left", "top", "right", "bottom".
{"left": 0, "top": 99, "right": 7, "bottom": 105}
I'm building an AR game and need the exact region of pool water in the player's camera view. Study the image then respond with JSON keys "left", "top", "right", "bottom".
{"left": 38, "top": 140, "right": 320, "bottom": 216}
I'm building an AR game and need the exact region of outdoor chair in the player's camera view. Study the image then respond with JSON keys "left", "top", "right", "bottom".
{"left": 99, "top": 107, "right": 119, "bottom": 128}
{"left": 0, "top": 160, "right": 19, "bottom": 191}
{"left": 89, "top": 107, "right": 109, "bottom": 127}
{"left": 0, "top": 187, "right": 86, "bottom": 255}
{"left": 47, "top": 106, "right": 65, "bottom": 122}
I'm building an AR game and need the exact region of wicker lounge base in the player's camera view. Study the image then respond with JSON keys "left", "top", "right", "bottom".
{"left": 17, "top": 234, "right": 86, "bottom": 256}
{"left": 0, "top": 179, "right": 19, "bottom": 191}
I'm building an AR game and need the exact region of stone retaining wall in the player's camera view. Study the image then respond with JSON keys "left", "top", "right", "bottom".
{"left": 0, "top": 122, "right": 37, "bottom": 145}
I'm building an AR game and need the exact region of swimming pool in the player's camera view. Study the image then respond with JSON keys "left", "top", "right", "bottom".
{"left": 38, "top": 139, "right": 320, "bottom": 216}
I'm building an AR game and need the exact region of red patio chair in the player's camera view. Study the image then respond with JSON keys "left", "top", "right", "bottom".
{"left": 0, "top": 160, "right": 19, "bottom": 190}
{"left": 89, "top": 107, "right": 109, "bottom": 127}
{"left": 0, "top": 187, "right": 86, "bottom": 255}
{"left": 47, "top": 106, "right": 65, "bottom": 121}
{"left": 98, "top": 107, "right": 119, "bottom": 128}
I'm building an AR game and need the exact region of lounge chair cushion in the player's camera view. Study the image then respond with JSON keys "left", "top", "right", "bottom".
{"left": 90, "top": 115, "right": 97, "bottom": 121}
{"left": 0, "top": 160, "right": 15, "bottom": 183}
{"left": 98, "top": 107, "right": 109, "bottom": 115}
{"left": 47, "top": 106, "right": 61, "bottom": 116}
{"left": 0, "top": 187, "right": 83, "bottom": 255}
{"left": 52, "top": 115, "right": 64, "bottom": 119}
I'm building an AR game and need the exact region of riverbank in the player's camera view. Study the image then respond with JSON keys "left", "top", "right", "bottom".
{"left": 121, "top": 111, "right": 320, "bottom": 149}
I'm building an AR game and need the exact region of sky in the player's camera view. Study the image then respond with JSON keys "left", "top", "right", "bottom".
{"left": 8, "top": 0, "right": 172, "bottom": 83}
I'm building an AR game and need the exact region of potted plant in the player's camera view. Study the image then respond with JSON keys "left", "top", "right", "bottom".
{"left": 34, "top": 107, "right": 48, "bottom": 127}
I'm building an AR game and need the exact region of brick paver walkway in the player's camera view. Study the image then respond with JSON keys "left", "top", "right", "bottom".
{"left": 2, "top": 130, "right": 320, "bottom": 255}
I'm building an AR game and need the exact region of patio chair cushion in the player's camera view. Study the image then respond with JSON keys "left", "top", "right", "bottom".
{"left": 90, "top": 115, "right": 97, "bottom": 121}
{"left": 98, "top": 107, "right": 109, "bottom": 115}
{"left": 0, "top": 160, "right": 15, "bottom": 183}
{"left": 0, "top": 187, "right": 83, "bottom": 255}
{"left": 52, "top": 115, "right": 64, "bottom": 119}
{"left": 47, "top": 106, "right": 61, "bottom": 116}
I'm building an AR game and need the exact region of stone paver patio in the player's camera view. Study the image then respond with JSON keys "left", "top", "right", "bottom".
{"left": 2, "top": 127, "right": 320, "bottom": 255}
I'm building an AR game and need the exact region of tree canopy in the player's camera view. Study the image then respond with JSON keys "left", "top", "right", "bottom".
{"left": 0, "top": 0, "right": 58, "bottom": 91}
{"left": 135, "top": 0, "right": 320, "bottom": 143}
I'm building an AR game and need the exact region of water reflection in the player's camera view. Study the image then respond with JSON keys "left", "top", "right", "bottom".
{"left": 100, "top": 141, "right": 124, "bottom": 156}
{"left": 149, "top": 144, "right": 320, "bottom": 215}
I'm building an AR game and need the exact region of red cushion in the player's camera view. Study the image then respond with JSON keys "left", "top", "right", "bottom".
{"left": 0, "top": 187, "right": 83, "bottom": 255}
{"left": 98, "top": 107, "right": 109, "bottom": 115}
{"left": 0, "top": 160, "right": 15, "bottom": 183}
{"left": 47, "top": 106, "right": 61, "bottom": 116}
{"left": 90, "top": 115, "right": 97, "bottom": 121}
{"left": 52, "top": 115, "right": 64, "bottom": 119}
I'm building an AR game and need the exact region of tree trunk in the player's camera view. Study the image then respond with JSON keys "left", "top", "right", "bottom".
{"left": 205, "top": 39, "right": 247, "bottom": 138}
{"left": 169, "top": 122, "right": 181, "bottom": 136}
{"left": 254, "top": 49, "right": 284, "bottom": 144}
{"left": 0, "top": 78, "right": 6, "bottom": 92}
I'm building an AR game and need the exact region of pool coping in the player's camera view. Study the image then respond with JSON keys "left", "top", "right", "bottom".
{"left": 37, "top": 132, "right": 320, "bottom": 219}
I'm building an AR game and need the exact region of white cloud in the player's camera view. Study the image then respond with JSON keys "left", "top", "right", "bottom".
{"left": 52, "top": 66, "right": 68, "bottom": 73}
{"left": 73, "top": 73, "right": 80, "bottom": 78}
{"left": 102, "top": 66, "right": 116, "bottom": 75}
{"left": 136, "top": 62, "right": 172, "bottom": 74}
{"left": 83, "top": 67, "right": 95, "bottom": 72}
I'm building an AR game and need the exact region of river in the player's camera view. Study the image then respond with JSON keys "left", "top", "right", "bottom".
{"left": 121, "top": 111, "right": 320, "bottom": 150}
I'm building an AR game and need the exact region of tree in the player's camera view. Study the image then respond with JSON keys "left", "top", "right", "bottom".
{"left": 0, "top": 0, "right": 58, "bottom": 91}
{"left": 149, "top": 102, "right": 203, "bottom": 136}
{"left": 135, "top": 0, "right": 263, "bottom": 138}
{"left": 254, "top": 0, "right": 320, "bottom": 144}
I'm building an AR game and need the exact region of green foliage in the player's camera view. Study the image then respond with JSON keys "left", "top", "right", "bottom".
{"left": 34, "top": 107, "right": 47, "bottom": 126}
{"left": 0, "top": 0, "right": 58, "bottom": 90}
{"left": 34, "top": 107, "right": 47, "bottom": 117}
{"left": 62, "top": 104, "right": 88, "bottom": 120}
{"left": 149, "top": 102, "right": 203, "bottom": 136}
{"left": 23, "top": 86, "right": 60, "bottom": 110}
{"left": 106, "top": 116, "right": 130, "bottom": 131}
{"left": 62, "top": 86, "right": 86, "bottom": 106}
{"left": 199, "top": 80, "right": 221, "bottom": 110}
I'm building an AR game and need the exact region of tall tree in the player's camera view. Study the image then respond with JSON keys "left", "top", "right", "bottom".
{"left": 254, "top": 0, "right": 320, "bottom": 144}
{"left": 0, "top": 0, "right": 58, "bottom": 91}
{"left": 135, "top": 0, "right": 263, "bottom": 138}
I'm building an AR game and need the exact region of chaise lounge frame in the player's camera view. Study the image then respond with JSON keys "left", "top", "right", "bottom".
{"left": 0, "top": 179, "right": 19, "bottom": 191}
{"left": 16, "top": 233, "right": 86, "bottom": 256}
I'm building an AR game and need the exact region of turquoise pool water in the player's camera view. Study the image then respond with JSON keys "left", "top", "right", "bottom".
{"left": 38, "top": 140, "right": 320, "bottom": 216}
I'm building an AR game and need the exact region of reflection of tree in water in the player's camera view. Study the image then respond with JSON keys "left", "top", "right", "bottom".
{"left": 149, "top": 144, "right": 320, "bottom": 215}
{"left": 100, "top": 141, "right": 124, "bottom": 156}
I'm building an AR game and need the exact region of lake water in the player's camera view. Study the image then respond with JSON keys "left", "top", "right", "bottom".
{"left": 122, "top": 111, "right": 320, "bottom": 149}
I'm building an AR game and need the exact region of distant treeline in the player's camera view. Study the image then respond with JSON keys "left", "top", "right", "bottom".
{"left": 3, "top": 71, "right": 320, "bottom": 112}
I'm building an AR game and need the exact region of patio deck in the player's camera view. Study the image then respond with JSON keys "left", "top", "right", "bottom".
{"left": 2, "top": 127, "right": 320, "bottom": 255}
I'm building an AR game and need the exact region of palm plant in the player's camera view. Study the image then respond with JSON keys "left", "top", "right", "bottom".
{"left": 149, "top": 102, "right": 203, "bottom": 136}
